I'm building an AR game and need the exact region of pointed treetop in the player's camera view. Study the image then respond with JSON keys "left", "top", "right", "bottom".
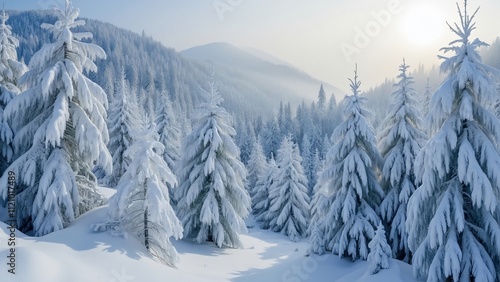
{"left": 448, "top": 0, "right": 479, "bottom": 45}
{"left": 348, "top": 64, "right": 361, "bottom": 97}
{"left": 441, "top": 0, "right": 481, "bottom": 55}
{"left": 398, "top": 58, "right": 410, "bottom": 78}
{"left": 1, "top": 4, "right": 7, "bottom": 26}
{"left": 207, "top": 63, "right": 223, "bottom": 108}
{"left": 41, "top": 0, "right": 91, "bottom": 46}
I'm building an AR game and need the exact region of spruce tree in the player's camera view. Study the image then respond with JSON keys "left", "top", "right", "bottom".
{"left": 367, "top": 224, "right": 392, "bottom": 274}
{"left": 267, "top": 136, "right": 310, "bottom": 241}
{"left": 317, "top": 84, "right": 326, "bottom": 113}
{"left": 175, "top": 72, "right": 251, "bottom": 248}
{"left": 318, "top": 66, "right": 383, "bottom": 260}
{"left": 407, "top": 2, "right": 500, "bottom": 281}
{"left": 252, "top": 155, "right": 278, "bottom": 229}
{"left": 377, "top": 59, "right": 425, "bottom": 261}
{"left": 0, "top": 0, "right": 111, "bottom": 235}
{"left": 422, "top": 77, "right": 432, "bottom": 119}
{"left": 104, "top": 123, "right": 182, "bottom": 266}
{"left": 246, "top": 140, "right": 267, "bottom": 198}
{"left": 106, "top": 70, "right": 141, "bottom": 187}
{"left": 0, "top": 9, "right": 27, "bottom": 175}
{"left": 155, "top": 90, "right": 181, "bottom": 174}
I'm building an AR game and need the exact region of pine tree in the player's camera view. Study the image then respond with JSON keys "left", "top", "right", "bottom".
{"left": 377, "top": 59, "right": 425, "bottom": 261}
{"left": 106, "top": 70, "right": 141, "bottom": 187}
{"left": 0, "top": 0, "right": 111, "bottom": 235}
{"left": 267, "top": 136, "right": 310, "bottom": 241}
{"left": 317, "top": 84, "right": 326, "bottom": 113}
{"left": 407, "top": 2, "right": 500, "bottom": 281}
{"left": 252, "top": 155, "right": 278, "bottom": 229}
{"left": 308, "top": 161, "right": 328, "bottom": 255}
{"left": 260, "top": 116, "right": 281, "bottom": 159}
{"left": 155, "top": 90, "right": 181, "bottom": 173}
{"left": 422, "top": 77, "right": 432, "bottom": 119}
{"left": 246, "top": 140, "right": 267, "bottom": 198}
{"left": 0, "top": 9, "right": 27, "bottom": 175}
{"left": 319, "top": 66, "right": 383, "bottom": 260}
{"left": 367, "top": 224, "right": 391, "bottom": 275}
{"left": 175, "top": 72, "right": 251, "bottom": 248}
{"left": 96, "top": 123, "right": 182, "bottom": 266}
{"left": 301, "top": 134, "right": 315, "bottom": 196}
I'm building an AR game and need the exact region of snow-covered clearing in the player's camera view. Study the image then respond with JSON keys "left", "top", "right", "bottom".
{"left": 0, "top": 187, "right": 418, "bottom": 282}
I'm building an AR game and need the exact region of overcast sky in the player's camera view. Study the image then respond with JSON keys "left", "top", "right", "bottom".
{"left": 6, "top": 0, "right": 500, "bottom": 89}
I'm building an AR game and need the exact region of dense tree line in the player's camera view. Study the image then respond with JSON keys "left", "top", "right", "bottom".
{"left": 0, "top": 1, "right": 499, "bottom": 280}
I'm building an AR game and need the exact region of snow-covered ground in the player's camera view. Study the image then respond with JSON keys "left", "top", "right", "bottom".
{"left": 0, "top": 187, "right": 419, "bottom": 282}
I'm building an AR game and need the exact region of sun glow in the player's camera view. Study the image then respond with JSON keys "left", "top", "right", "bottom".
{"left": 400, "top": 3, "right": 445, "bottom": 47}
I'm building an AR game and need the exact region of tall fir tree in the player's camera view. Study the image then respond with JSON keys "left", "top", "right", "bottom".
{"left": 246, "top": 139, "right": 267, "bottom": 198}
{"left": 106, "top": 69, "right": 141, "bottom": 187}
{"left": 318, "top": 66, "right": 383, "bottom": 260}
{"left": 155, "top": 89, "right": 181, "bottom": 173}
{"left": 422, "top": 77, "right": 432, "bottom": 120}
{"left": 0, "top": 9, "right": 27, "bottom": 175}
{"left": 407, "top": 2, "right": 500, "bottom": 281}
{"left": 377, "top": 59, "right": 425, "bottom": 261}
{"left": 267, "top": 136, "right": 310, "bottom": 241}
{"left": 95, "top": 123, "right": 182, "bottom": 266}
{"left": 317, "top": 84, "right": 327, "bottom": 113}
{"left": 308, "top": 161, "right": 328, "bottom": 255}
{"left": 252, "top": 155, "right": 278, "bottom": 229}
{"left": 260, "top": 115, "right": 281, "bottom": 159}
{"left": 0, "top": 0, "right": 111, "bottom": 235}
{"left": 175, "top": 71, "right": 251, "bottom": 248}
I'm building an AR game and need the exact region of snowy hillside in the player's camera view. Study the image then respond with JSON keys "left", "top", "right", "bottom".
{"left": 181, "top": 42, "right": 343, "bottom": 102}
{"left": 0, "top": 188, "right": 418, "bottom": 282}
{"left": 2, "top": 1, "right": 500, "bottom": 281}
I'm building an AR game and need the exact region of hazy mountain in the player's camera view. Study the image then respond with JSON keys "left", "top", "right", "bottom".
{"left": 181, "top": 42, "right": 342, "bottom": 104}
{"left": 8, "top": 11, "right": 336, "bottom": 119}
{"left": 242, "top": 47, "right": 299, "bottom": 70}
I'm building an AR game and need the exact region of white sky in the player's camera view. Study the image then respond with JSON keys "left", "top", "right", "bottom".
{"left": 6, "top": 0, "right": 500, "bottom": 89}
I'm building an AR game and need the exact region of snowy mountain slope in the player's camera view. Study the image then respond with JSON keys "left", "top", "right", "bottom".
{"left": 181, "top": 42, "right": 343, "bottom": 102}
{"left": 0, "top": 188, "right": 419, "bottom": 282}
{"left": 7, "top": 10, "right": 321, "bottom": 117}
{"left": 242, "top": 47, "right": 300, "bottom": 70}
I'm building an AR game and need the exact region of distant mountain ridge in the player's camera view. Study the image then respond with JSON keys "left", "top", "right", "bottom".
{"left": 181, "top": 42, "right": 342, "bottom": 103}
{"left": 7, "top": 10, "right": 339, "bottom": 119}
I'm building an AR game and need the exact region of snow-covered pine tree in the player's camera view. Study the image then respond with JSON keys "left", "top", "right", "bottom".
{"left": 252, "top": 155, "right": 278, "bottom": 229}
{"left": 106, "top": 69, "right": 141, "bottom": 187}
{"left": 377, "top": 59, "right": 425, "bottom": 261}
{"left": 319, "top": 66, "right": 383, "bottom": 260}
{"left": 367, "top": 224, "right": 391, "bottom": 275}
{"left": 154, "top": 89, "right": 180, "bottom": 206}
{"left": 155, "top": 89, "right": 180, "bottom": 174}
{"left": 246, "top": 139, "right": 267, "bottom": 198}
{"left": 175, "top": 71, "right": 251, "bottom": 248}
{"left": 260, "top": 116, "right": 281, "bottom": 159}
{"left": 301, "top": 134, "right": 315, "bottom": 196}
{"left": 308, "top": 160, "right": 328, "bottom": 255}
{"left": 0, "top": 9, "right": 27, "bottom": 175}
{"left": 267, "top": 136, "right": 310, "bottom": 241}
{"left": 422, "top": 77, "right": 432, "bottom": 120}
{"left": 0, "top": 0, "right": 111, "bottom": 235}
{"left": 104, "top": 123, "right": 182, "bottom": 266}
{"left": 317, "top": 84, "right": 327, "bottom": 113}
{"left": 407, "top": 2, "right": 500, "bottom": 281}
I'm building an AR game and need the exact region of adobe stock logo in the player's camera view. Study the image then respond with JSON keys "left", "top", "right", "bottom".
{"left": 213, "top": 0, "right": 244, "bottom": 21}
{"left": 340, "top": 0, "right": 403, "bottom": 63}
{"left": 37, "top": 0, "right": 65, "bottom": 9}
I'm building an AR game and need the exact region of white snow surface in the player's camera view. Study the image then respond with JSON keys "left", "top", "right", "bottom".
{"left": 0, "top": 187, "right": 419, "bottom": 282}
